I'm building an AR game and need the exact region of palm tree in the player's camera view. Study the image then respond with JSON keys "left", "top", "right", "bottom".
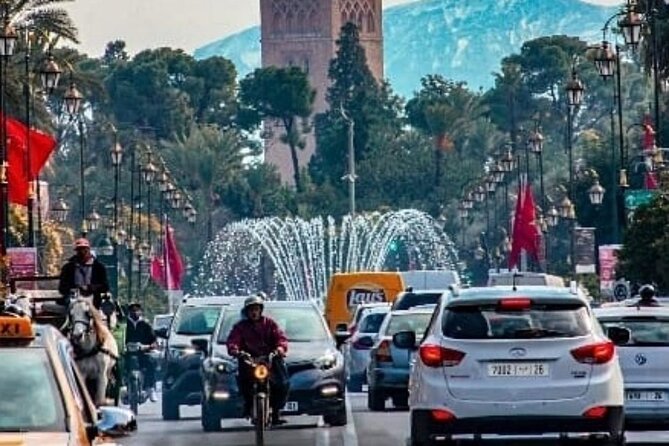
{"left": 7, "top": 0, "right": 78, "bottom": 43}
{"left": 162, "top": 124, "right": 246, "bottom": 241}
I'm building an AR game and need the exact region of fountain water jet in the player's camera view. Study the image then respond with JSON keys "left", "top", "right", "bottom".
{"left": 193, "top": 209, "right": 462, "bottom": 301}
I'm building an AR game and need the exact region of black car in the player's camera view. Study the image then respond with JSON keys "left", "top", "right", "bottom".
{"left": 158, "top": 296, "right": 244, "bottom": 420}
{"left": 199, "top": 301, "right": 347, "bottom": 431}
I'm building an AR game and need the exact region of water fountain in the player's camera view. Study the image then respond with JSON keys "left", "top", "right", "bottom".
{"left": 192, "top": 209, "right": 463, "bottom": 301}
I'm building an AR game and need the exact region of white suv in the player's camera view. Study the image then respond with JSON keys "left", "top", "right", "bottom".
{"left": 398, "top": 286, "right": 626, "bottom": 445}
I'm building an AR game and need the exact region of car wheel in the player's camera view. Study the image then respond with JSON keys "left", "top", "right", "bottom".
{"left": 347, "top": 374, "right": 364, "bottom": 392}
{"left": 201, "top": 400, "right": 222, "bottom": 432}
{"left": 367, "top": 387, "right": 385, "bottom": 411}
{"left": 162, "top": 394, "right": 180, "bottom": 421}
{"left": 588, "top": 433, "right": 626, "bottom": 446}
{"left": 323, "top": 406, "right": 348, "bottom": 426}
{"left": 392, "top": 394, "right": 409, "bottom": 409}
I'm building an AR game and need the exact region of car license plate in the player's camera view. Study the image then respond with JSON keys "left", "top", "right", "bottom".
{"left": 283, "top": 401, "right": 298, "bottom": 412}
{"left": 488, "top": 362, "right": 549, "bottom": 377}
{"left": 626, "top": 391, "right": 667, "bottom": 401}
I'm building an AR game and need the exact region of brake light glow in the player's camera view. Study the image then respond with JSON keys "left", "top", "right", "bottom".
{"left": 571, "top": 341, "right": 615, "bottom": 365}
{"left": 498, "top": 298, "right": 532, "bottom": 311}
{"left": 419, "top": 344, "right": 465, "bottom": 367}
{"left": 376, "top": 340, "right": 392, "bottom": 362}
{"left": 583, "top": 406, "right": 608, "bottom": 419}
{"left": 431, "top": 409, "right": 456, "bottom": 422}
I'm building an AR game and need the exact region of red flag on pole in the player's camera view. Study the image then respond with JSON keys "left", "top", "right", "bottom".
{"left": 150, "top": 256, "right": 166, "bottom": 287}
{"left": 509, "top": 181, "right": 541, "bottom": 269}
{"left": 4, "top": 115, "right": 57, "bottom": 205}
{"left": 164, "top": 225, "right": 185, "bottom": 290}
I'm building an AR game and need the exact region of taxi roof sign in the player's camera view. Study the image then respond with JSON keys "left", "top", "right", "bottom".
{"left": 0, "top": 313, "right": 35, "bottom": 341}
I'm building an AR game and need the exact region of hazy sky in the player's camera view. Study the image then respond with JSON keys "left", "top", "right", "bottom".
{"left": 65, "top": 0, "right": 623, "bottom": 57}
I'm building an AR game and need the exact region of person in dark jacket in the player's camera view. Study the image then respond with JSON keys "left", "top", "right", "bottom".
{"left": 57, "top": 238, "right": 110, "bottom": 309}
{"left": 227, "top": 294, "right": 289, "bottom": 425}
{"left": 125, "top": 302, "right": 158, "bottom": 402}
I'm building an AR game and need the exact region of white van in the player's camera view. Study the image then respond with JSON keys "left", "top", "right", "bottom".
{"left": 487, "top": 272, "right": 565, "bottom": 287}
{"left": 400, "top": 270, "right": 460, "bottom": 290}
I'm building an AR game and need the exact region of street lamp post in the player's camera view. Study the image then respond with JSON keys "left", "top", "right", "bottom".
{"left": 340, "top": 106, "right": 356, "bottom": 216}
{"left": 62, "top": 79, "right": 85, "bottom": 234}
{"left": 0, "top": 10, "right": 17, "bottom": 256}
{"left": 50, "top": 197, "right": 69, "bottom": 223}
{"left": 566, "top": 66, "right": 585, "bottom": 279}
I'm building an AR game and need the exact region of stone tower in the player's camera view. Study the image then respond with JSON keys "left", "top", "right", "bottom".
{"left": 260, "top": 0, "right": 383, "bottom": 184}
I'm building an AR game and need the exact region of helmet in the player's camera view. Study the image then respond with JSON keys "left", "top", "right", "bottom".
{"left": 256, "top": 291, "right": 268, "bottom": 301}
{"left": 639, "top": 284, "right": 656, "bottom": 299}
{"left": 243, "top": 295, "right": 265, "bottom": 311}
{"left": 74, "top": 238, "right": 90, "bottom": 249}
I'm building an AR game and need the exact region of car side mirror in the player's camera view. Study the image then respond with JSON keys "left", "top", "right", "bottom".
{"left": 607, "top": 326, "right": 631, "bottom": 346}
{"left": 191, "top": 338, "right": 209, "bottom": 357}
{"left": 96, "top": 406, "right": 137, "bottom": 438}
{"left": 393, "top": 330, "right": 417, "bottom": 350}
{"left": 155, "top": 327, "right": 168, "bottom": 339}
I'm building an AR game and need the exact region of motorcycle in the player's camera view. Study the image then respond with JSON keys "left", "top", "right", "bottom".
{"left": 123, "top": 342, "right": 150, "bottom": 415}
{"left": 240, "top": 351, "right": 279, "bottom": 446}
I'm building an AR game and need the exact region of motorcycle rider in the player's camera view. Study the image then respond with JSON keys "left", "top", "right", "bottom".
{"left": 57, "top": 238, "right": 110, "bottom": 309}
{"left": 636, "top": 284, "right": 661, "bottom": 307}
{"left": 227, "top": 293, "right": 289, "bottom": 425}
{"left": 125, "top": 302, "right": 159, "bottom": 402}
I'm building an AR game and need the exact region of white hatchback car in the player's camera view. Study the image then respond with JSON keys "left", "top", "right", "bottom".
{"left": 398, "top": 286, "right": 626, "bottom": 446}
{"left": 595, "top": 305, "right": 669, "bottom": 429}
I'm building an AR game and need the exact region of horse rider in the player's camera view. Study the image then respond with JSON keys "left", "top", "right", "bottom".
{"left": 226, "top": 293, "right": 290, "bottom": 426}
{"left": 125, "top": 302, "right": 159, "bottom": 402}
{"left": 57, "top": 238, "right": 110, "bottom": 310}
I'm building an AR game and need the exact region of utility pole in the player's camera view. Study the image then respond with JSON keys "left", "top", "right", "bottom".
{"left": 340, "top": 106, "right": 356, "bottom": 215}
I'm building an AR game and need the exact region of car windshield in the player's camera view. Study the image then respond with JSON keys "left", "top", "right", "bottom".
{"left": 0, "top": 349, "right": 66, "bottom": 432}
{"left": 394, "top": 293, "right": 442, "bottom": 310}
{"left": 600, "top": 317, "right": 669, "bottom": 346}
{"left": 217, "top": 306, "right": 330, "bottom": 343}
{"left": 384, "top": 312, "right": 433, "bottom": 338}
{"left": 359, "top": 312, "right": 388, "bottom": 333}
{"left": 174, "top": 306, "right": 221, "bottom": 335}
{"left": 442, "top": 303, "right": 591, "bottom": 339}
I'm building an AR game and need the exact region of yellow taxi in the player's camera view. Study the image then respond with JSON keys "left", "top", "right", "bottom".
{"left": 0, "top": 305, "right": 136, "bottom": 445}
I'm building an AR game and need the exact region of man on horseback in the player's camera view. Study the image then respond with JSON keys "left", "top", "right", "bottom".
{"left": 58, "top": 238, "right": 110, "bottom": 310}
{"left": 125, "top": 302, "right": 159, "bottom": 402}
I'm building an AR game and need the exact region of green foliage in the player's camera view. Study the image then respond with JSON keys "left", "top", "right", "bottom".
{"left": 617, "top": 193, "right": 669, "bottom": 293}
{"left": 239, "top": 66, "right": 315, "bottom": 191}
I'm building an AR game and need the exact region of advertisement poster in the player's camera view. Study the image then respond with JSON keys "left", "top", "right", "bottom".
{"left": 574, "top": 227, "right": 596, "bottom": 274}
{"left": 7, "top": 247, "right": 38, "bottom": 289}
{"left": 599, "top": 244, "right": 622, "bottom": 297}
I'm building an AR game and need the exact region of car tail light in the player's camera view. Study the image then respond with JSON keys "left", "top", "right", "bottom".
{"left": 419, "top": 344, "right": 465, "bottom": 367}
{"left": 498, "top": 298, "right": 532, "bottom": 311}
{"left": 375, "top": 340, "right": 392, "bottom": 362}
{"left": 583, "top": 406, "right": 608, "bottom": 419}
{"left": 571, "top": 341, "right": 615, "bottom": 364}
{"left": 352, "top": 336, "right": 374, "bottom": 350}
{"left": 431, "top": 409, "right": 456, "bottom": 422}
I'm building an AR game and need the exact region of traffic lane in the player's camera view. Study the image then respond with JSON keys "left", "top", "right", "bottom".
{"left": 124, "top": 392, "right": 409, "bottom": 446}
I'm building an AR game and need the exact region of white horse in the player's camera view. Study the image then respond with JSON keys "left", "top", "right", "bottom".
{"left": 68, "top": 297, "right": 119, "bottom": 406}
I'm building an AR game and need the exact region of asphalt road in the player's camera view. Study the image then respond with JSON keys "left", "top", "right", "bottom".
{"left": 124, "top": 391, "right": 669, "bottom": 446}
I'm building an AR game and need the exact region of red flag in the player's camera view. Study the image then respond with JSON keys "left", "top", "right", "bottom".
{"left": 509, "top": 182, "right": 541, "bottom": 269}
{"left": 642, "top": 114, "right": 655, "bottom": 153}
{"left": 644, "top": 171, "right": 658, "bottom": 190}
{"left": 150, "top": 256, "right": 166, "bottom": 287}
{"left": 164, "top": 225, "right": 184, "bottom": 290}
{"left": 4, "top": 115, "right": 57, "bottom": 205}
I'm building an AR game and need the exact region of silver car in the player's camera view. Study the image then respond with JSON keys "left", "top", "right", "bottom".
{"left": 343, "top": 305, "right": 389, "bottom": 391}
{"left": 595, "top": 305, "right": 669, "bottom": 429}
{"left": 400, "top": 286, "right": 625, "bottom": 446}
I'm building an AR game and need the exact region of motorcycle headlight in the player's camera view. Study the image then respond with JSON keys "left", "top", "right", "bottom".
{"left": 315, "top": 351, "right": 339, "bottom": 370}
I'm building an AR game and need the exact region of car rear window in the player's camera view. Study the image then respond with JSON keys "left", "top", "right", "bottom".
{"left": 0, "top": 349, "right": 66, "bottom": 432}
{"left": 359, "top": 313, "right": 387, "bottom": 333}
{"left": 384, "top": 312, "right": 433, "bottom": 338}
{"left": 442, "top": 302, "right": 591, "bottom": 339}
{"left": 599, "top": 317, "right": 669, "bottom": 346}
{"left": 393, "top": 292, "right": 442, "bottom": 310}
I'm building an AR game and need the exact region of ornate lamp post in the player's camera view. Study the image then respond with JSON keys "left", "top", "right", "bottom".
{"left": 589, "top": 179, "right": 606, "bottom": 206}
{"left": 62, "top": 79, "right": 86, "bottom": 234}
{"left": 50, "top": 197, "right": 70, "bottom": 223}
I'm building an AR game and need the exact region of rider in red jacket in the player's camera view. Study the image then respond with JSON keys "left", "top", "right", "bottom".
{"left": 227, "top": 294, "right": 289, "bottom": 425}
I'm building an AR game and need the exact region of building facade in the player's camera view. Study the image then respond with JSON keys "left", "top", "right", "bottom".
{"left": 260, "top": 0, "right": 383, "bottom": 184}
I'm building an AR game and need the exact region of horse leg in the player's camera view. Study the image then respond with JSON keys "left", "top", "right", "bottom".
{"left": 97, "top": 373, "right": 108, "bottom": 406}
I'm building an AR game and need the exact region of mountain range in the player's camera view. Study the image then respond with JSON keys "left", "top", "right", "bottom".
{"left": 194, "top": 0, "right": 616, "bottom": 97}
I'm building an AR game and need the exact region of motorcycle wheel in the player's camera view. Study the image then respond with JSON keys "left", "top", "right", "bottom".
{"left": 255, "top": 393, "right": 266, "bottom": 446}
